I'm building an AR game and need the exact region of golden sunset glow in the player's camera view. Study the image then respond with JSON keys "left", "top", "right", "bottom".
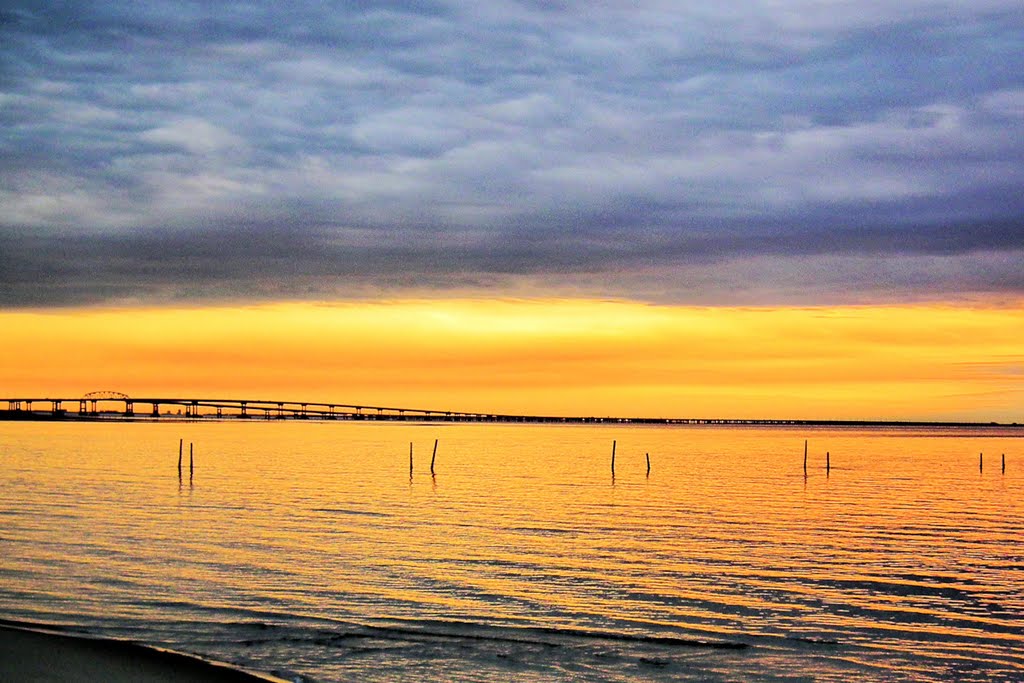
{"left": 2, "top": 299, "right": 1021, "bottom": 421}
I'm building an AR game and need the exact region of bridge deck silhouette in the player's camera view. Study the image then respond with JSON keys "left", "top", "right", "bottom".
{"left": 3, "top": 394, "right": 517, "bottom": 422}
{"left": 1, "top": 394, "right": 1019, "bottom": 428}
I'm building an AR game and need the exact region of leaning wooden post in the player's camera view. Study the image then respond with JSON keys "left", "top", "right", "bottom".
{"left": 431, "top": 439, "right": 438, "bottom": 475}
{"left": 178, "top": 439, "right": 183, "bottom": 477}
{"left": 646, "top": 452, "right": 651, "bottom": 476}
{"left": 826, "top": 451, "right": 830, "bottom": 474}
{"left": 803, "top": 440, "right": 808, "bottom": 475}
{"left": 611, "top": 440, "right": 616, "bottom": 475}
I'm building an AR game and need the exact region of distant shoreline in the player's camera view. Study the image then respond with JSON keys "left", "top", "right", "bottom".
{"left": 0, "top": 409, "right": 1020, "bottom": 430}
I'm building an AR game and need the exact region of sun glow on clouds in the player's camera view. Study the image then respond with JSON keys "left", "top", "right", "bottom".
{"left": 2, "top": 299, "right": 1021, "bottom": 422}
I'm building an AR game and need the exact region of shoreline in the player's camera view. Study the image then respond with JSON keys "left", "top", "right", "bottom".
{"left": 0, "top": 621, "right": 293, "bottom": 683}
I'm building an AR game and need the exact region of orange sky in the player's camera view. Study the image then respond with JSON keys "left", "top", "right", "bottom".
{"left": 1, "top": 299, "right": 1022, "bottom": 421}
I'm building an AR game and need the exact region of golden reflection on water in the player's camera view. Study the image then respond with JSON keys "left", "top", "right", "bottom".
{"left": 2, "top": 420, "right": 1023, "bottom": 681}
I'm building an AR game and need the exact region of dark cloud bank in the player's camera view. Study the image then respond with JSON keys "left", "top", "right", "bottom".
{"left": 1, "top": 1, "right": 1023, "bottom": 307}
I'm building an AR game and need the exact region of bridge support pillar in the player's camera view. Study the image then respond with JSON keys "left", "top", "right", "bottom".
{"left": 151, "top": 403, "right": 160, "bottom": 417}
{"left": 240, "top": 402, "right": 247, "bottom": 417}
{"left": 124, "top": 401, "right": 134, "bottom": 417}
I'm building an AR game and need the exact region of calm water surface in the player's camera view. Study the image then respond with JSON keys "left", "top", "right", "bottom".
{"left": 2, "top": 421, "right": 1022, "bottom": 681}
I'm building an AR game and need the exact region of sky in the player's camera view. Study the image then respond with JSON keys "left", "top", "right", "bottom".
{"left": 1, "top": 1, "right": 1023, "bottom": 420}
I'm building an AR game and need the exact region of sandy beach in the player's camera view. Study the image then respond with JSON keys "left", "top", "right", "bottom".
{"left": 0, "top": 623, "right": 290, "bottom": 683}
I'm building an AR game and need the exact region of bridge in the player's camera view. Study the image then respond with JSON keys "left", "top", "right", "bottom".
{"left": 3, "top": 390, "right": 653, "bottom": 423}
{"left": 0, "top": 391, "right": 1019, "bottom": 428}
{"left": 0, "top": 391, "right": 536, "bottom": 422}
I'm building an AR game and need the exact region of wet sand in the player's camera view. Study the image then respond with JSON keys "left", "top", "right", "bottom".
{"left": 0, "top": 624, "right": 290, "bottom": 683}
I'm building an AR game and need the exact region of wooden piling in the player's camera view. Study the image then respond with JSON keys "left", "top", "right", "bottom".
{"left": 409, "top": 442, "right": 413, "bottom": 475}
{"left": 189, "top": 443, "right": 194, "bottom": 477}
{"left": 646, "top": 452, "right": 651, "bottom": 476}
{"left": 178, "top": 439, "right": 182, "bottom": 476}
{"left": 611, "top": 440, "right": 616, "bottom": 475}
{"left": 1002, "top": 453, "right": 1006, "bottom": 474}
{"left": 803, "top": 440, "right": 808, "bottom": 474}
{"left": 979, "top": 452, "right": 983, "bottom": 473}
{"left": 431, "top": 439, "right": 438, "bottom": 475}
{"left": 826, "top": 451, "right": 830, "bottom": 473}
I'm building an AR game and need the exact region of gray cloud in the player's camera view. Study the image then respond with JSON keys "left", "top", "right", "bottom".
{"left": 1, "top": 1, "right": 1023, "bottom": 306}
{"left": 3, "top": 219, "right": 1021, "bottom": 307}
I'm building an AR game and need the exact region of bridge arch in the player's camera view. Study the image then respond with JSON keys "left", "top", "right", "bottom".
{"left": 79, "top": 390, "right": 132, "bottom": 416}
{"left": 81, "top": 390, "right": 130, "bottom": 400}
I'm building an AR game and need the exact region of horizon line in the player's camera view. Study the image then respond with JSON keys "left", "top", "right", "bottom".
{"left": 1, "top": 393, "right": 1020, "bottom": 429}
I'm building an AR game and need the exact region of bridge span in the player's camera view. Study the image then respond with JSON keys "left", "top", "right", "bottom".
{"left": 0, "top": 393, "right": 711, "bottom": 424}
{"left": 1, "top": 391, "right": 531, "bottom": 422}
{"left": 1, "top": 392, "right": 1019, "bottom": 428}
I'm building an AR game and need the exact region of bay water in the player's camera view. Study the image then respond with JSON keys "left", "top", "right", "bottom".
{"left": 2, "top": 421, "right": 1022, "bottom": 681}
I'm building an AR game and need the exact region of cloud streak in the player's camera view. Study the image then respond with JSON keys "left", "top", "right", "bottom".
{"left": 2, "top": 1, "right": 1023, "bottom": 306}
